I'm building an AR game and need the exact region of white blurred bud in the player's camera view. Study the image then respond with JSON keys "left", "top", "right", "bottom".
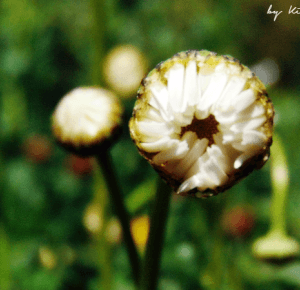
{"left": 52, "top": 87, "right": 123, "bottom": 156}
{"left": 103, "top": 45, "right": 147, "bottom": 98}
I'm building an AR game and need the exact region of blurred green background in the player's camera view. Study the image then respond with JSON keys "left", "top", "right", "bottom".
{"left": 1, "top": 0, "right": 300, "bottom": 289}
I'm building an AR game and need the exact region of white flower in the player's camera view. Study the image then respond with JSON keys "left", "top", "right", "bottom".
{"left": 129, "top": 50, "right": 274, "bottom": 197}
{"left": 52, "top": 87, "right": 123, "bottom": 156}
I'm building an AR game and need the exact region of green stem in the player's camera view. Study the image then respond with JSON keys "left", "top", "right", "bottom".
{"left": 93, "top": 164, "right": 112, "bottom": 290}
{"left": 251, "top": 133, "right": 299, "bottom": 260}
{"left": 141, "top": 178, "right": 173, "bottom": 290}
{"left": 90, "top": 0, "right": 105, "bottom": 86}
{"left": 269, "top": 134, "right": 289, "bottom": 235}
{"left": 96, "top": 152, "right": 141, "bottom": 287}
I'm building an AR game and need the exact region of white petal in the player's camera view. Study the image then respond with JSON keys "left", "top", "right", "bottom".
{"left": 145, "top": 107, "right": 164, "bottom": 122}
{"left": 201, "top": 155, "right": 228, "bottom": 186}
{"left": 184, "top": 61, "right": 198, "bottom": 107}
{"left": 234, "top": 149, "right": 261, "bottom": 169}
{"left": 230, "top": 116, "right": 266, "bottom": 133}
{"left": 170, "top": 133, "right": 200, "bottom": 177}
{"left": 220, "top": 130, "right": 243, "bottom": 146}
{"left": 167, "top": 63, "right": 185, "bottom": 113}
{"left": 242, "top": 130, "right": 267, "bottom": 146}
{"left": 136, "top": 120, "right": 173, "bottom": 137}
{"left": 232, "top": 89, "right": 256, "bottom": 113}
{"left": 198, "top": 74, "right": 212, "bottom": 95}
{"left": 200, "top": 72, "right": 228, "bottom": 111}
{"left": 175, "top": 138, "right": 209, "bottom": 178}
{"left": 196, "top": 174, "right": 216, "bottom": 191}
{"left": 178, "top": 171, "right": 217, "bottom": 194}
{"left": 214, "top": 110, "right": 240, "bottom": 125}
{"left": 172, "top": 112, "right": 193, "bottom": 128}
{"left": 185, "top": 150, "right": 209, "bottom": 180}
{"left": 234, "top": 158, "right": 243, "bottom": 169}
{"left": 195, "top": 74, "right": 213, "bottom": 118}
{"left": 216, "top": 76, "right": 246, "bottom": 109}
{"left": 181, "top": 131, "right": 198, "bottom": 144}
{"left": 231, "top": 130, "right": 267, "bottom": 151}
{"left": 221, "top": 131, "right": 236, "bottom": 143}
{"left": 139, "top": 136, "right": 177, "bottom": 152}
{"left": 177, "top": 175, "right": 200, "bottom": 194}
{"left": 206, "top": 145, "right": 230, "bottom": 172}
{"left": 153, "top": 139, "right": 189, "bottom": 165}
{"left": 241, "top": 102, "right": 265, "bottom": 119}
{"left": 215, "top": 102, "right": 265, "bottom": 126}
{"left": 149, "top": 83, "right": 173, "bottom": 121}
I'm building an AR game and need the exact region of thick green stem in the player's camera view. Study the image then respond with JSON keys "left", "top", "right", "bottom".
{"left": 141, "top": 178, "right": 173, "bottom": 290}
{"left": 269, "top": 134, "right": 289, "bottom": 235}
{"left": 96, "top": 152, "right": 141, "bottom": 287}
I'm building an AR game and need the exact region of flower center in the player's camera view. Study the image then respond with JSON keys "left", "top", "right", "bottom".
{"left": 180, "top": 114, "right": 219, "bottom": 146}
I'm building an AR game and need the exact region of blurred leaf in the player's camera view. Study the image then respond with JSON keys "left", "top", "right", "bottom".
{"left": 125, "top": 177, "right": 156, "bottom": 214}
{"left": 2, "top": 47, "right": 31, "bottom": 76}
{"left": 11, "top": 239, "right": 39, "bottom": 272}
{"left": 1, "top": 82, "right": 28, "bottom": 136}
{"left": 236, "top": 249, "right": 277, "bottom": 284}
{"left": 6, "top": 159, "right": 46, "bottom": 209}
{"left": 277, "top": 263, "right": 300, "bottom": 286}
{"left": 159, "top": 278, "right": 182, "bottom": 290}
{"left": 51, "top": 169, "right": 82, "bottom": 200}
{"left": 22, "top": 269, "right": 63, "bottom": 290}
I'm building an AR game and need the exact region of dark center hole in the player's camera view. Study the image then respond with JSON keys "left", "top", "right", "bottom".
{"left": 180, "top": 114, "right": 219, "bottom": 146}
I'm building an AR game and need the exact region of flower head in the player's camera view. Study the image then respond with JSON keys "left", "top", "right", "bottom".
{"left": 52, "top": 87, "right": 123, "bottom": 156}
{"left": 129, "top": 50, "right": 274, "bottom": 197}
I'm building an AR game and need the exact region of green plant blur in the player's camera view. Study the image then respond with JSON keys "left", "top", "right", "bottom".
{"left": 1, "top": 0, "right": 300, "bottom": 289}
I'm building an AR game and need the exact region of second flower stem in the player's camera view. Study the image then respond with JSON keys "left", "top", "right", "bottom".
{"left": 96, "top": 151, "right": 141, "bottom": 287}
{"left": 270, "top": 134, "right": 288, "bottom": 235}
{"left": 141, "top": 178, "right": 172, "bottom": 290}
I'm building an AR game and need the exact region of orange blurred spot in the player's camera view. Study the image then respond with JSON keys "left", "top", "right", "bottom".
{"left": 222, "top": 205, "right": 255, "bottom": 238}
{"left": 23, "top": 134, "right": 52, "bottom": 163}
{"left": 66, "top": 155, "right": 94, "bottom": 176}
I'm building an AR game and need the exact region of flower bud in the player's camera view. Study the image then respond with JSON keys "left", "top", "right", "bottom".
{"left": 52, "top": 87, "right": 123, "bottom": 156}
{"left": 252, "top": 231, "right": 299, "bottom": 261}
{"left": 103, "top": 45, "right": 148, "bottom": 98}
{"left": 129, "top": 50, "right": 274, "bottom": 197}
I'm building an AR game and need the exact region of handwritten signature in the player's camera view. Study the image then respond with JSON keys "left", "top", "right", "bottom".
{"left": 267, "top": 5, "right": 300, "bottom": 21}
